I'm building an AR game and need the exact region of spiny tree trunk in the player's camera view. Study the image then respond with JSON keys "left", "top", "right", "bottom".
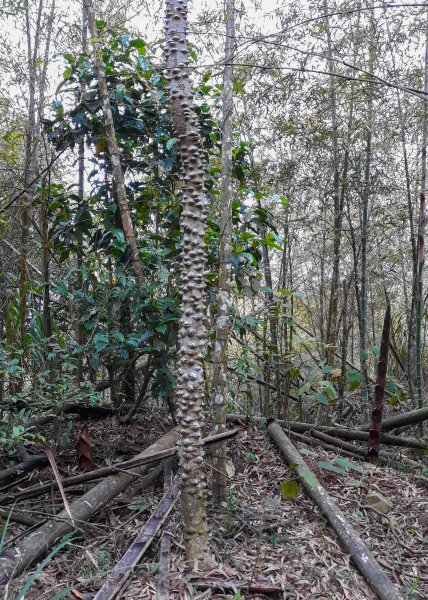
{"left": 211, "top": 0, "right": 235, "bottom": 506}
{"left": 165, "top": 0, "right": 211, "bottom": 566}
{"left": 83, "top": 0, "right": 143, "bottom": 282}
{"left": 415, "top": 15, "right": 428, "bottom": 429}
{"left": 367, "top": 300, "right": 391, "bottom": 464}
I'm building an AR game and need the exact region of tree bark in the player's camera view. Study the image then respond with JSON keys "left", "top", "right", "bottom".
{"left": 165, "top": 0, "right": 211, "bottom": 566}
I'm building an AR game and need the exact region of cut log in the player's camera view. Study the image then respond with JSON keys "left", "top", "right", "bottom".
{"left": 226, "top": 414, "right": 428, "bottom": 449}
{"left": 93, "top": 477, "right": 180, "bottom": 599}
{"left": 267, "top": 420, "right": 403, "bottom": 600}
{"left": 0, "top": 429, "right": 238, "bottom": 506}
{"left": 0, "top": 507, "right": 39, "bottom": 527}
{"left": 369, "top": 406, "right": 428, "bottom": 432}
{"left": 289, "top": 430, "right": 369, "bottom": 462}
{"left": 184, "top": 577, "right": 282, "bottom": 593}
{"left": 0, "top": 454, "right": 48, "bottom": 484}
{"left": 311, "top": 431, "right": 421, "bottom": 469}
{"left": 0, "top": 428, "right": 180, "bottom": 584}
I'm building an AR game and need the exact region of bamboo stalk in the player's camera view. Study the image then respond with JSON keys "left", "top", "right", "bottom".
{"left": 267, "top": 420, "right": 403, "bottom": 600}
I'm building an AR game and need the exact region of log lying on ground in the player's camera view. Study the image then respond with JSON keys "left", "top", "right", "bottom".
{"left": 0, "top": 429, "right": 237, "bottom": 506}
{"left": 367, "top": 406, "right": 428, "bottom": 432}
{"left": 226, "top": 414, "right": 428, "bottom": 449}
{"left": 0, "top": 507, "right": 39, "bottom": 527}
{"left": 0, "top": 428, "right": 237, "bottom": 583}
{"left": 0, "top": 454, "right": 48, "bottom": 485}
{"left": 311, "top": 431, "right": 421, "bottom": 469}
{"left": 289, "top": 430, "right": 371, "bottom": 463}
{"left": 0, "top": 428, "right": 180, "bottom": 584}
{"left": 267, "top": 420, "right": 403, "bottom": 600}
{"left": 183, "top": 577, "right": 283, "bottom": 594}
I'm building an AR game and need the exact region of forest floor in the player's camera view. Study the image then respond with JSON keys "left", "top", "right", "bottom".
{"left": 0, "top": 412, "right": 427, "bottom": 600}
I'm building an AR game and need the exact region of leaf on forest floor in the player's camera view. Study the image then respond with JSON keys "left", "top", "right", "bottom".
{"left": 317, "top": 461, "right": 346, "bottom": 475}
{"left": 281, "top": 479, "right": 299, "bottom": 499}
{"left": 76, "top": 424, "right": 93, "bottom": 472}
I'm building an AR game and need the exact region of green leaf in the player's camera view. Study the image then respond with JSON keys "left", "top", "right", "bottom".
{"left": 300, "top": 448, "right": 318, "bottom": 458}
{"left": 166, "top": 138, "right": 177, "bottom": 151}
{"left": 314, "top": 393, "right": 329, "bottom": 405}
{"left": 93, "top": 333, "right": 109, "bottom": 352}
{"left": 318, "top": 461, "right": 346, "bottom": 475}
{"left": 244, "top": 452, "right": 258, "bottom": 463}
{"left": 348, "top": 369, "right": 363, "bottom": 391}
{"left": 280, "top": 480, "right": 299, "bottom": 499}
{"left": 297, "top": 467, "right": 318, "bottom": 487}
{"left": 360, "top": 349, "right": 368, "bottom": 362}
{"left": 155, "top": 324, "right": 168, "bottom": 334}
{"left": 334, "top": 457, "right": 366, "bottom": 474}
{"left": 371, "top": 345, "right": 380, "bottom": 356}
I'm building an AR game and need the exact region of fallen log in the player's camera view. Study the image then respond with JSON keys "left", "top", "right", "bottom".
{"left": 0, "top": 428, "right": 180, "bottom": 584}
{"left": 0, "top": 507, "right": 39, "bottom": 527}
{"left": 369, "top": 406, "right": 428, "bottom": 432}
{"left": 0, "top": 429, "right": 238, "bottom": 506}
{"left": 0, "top": 455, "right": 48, "bottom": 485}
{"left": 289, "top": 430, "right": 370, "bottom": 463}
{"left": 267, "top": 420, "right": 403, "bottom": 600}
{"left": 94, "top": 476, "right": 180, "bottom": 599}
{"left": 184, "top": 577, "right": 282, "bottom": 594}
{"left": 311, "top": 431, "right": 421, "bottom": 469}
{"left": 226, "top": 414, "right": 428, "bottom": 449}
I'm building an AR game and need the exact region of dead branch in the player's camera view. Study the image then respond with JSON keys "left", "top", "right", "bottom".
{"left": 93, "top": 477, "right": 180, "bottom": 599}
{"left": 0, "top": 429, "right": 238, "bottom": 506}
{"left": 0, "top": 428, "right": 181, "bottom": 584}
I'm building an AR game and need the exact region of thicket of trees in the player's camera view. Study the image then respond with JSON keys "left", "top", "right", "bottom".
{"left": 1, "top": 0, "right": 428, "bottom": 564}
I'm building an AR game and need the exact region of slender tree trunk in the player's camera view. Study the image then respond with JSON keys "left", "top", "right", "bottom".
{"left": 360, "top": 42, "right": 376, "bottom": 424}
{"left": 211, "top": 0, "right": 235, "bottom": 506}
{"left": 415, "top": 14, "right": 428, "bottom": 429}
{"left": 77, "top": 4, "right": 87, "bottom": 385}
{"left": 323, "top": 0, "right": 342, "bottom": 373}
{"left": 165, "top": 0, "right": 211, "bottom": 566}
{"left": 367, "top": 301, "right": 391, "bottom": 464}
{"left": 15, "top": 0, "right": 43, "bottom": 394}
{"left": 83, "top": 0, "right": 143, "bottom": 282}
{"left": 338, "top": 278, "right": 349, "bottom": 407}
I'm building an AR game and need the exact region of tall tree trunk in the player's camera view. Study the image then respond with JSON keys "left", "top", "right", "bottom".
{"left": 165, "top": 0, "right": 211, "bottom": 566}
{"left": 77, "top": 3, "right": 87, "bottom": 385}
{"left": 415, "top": 15, "right": 428, "bottom": 429}
{"left": 323, "top": 0, "right": 342, "bottom": 373}
{"left": 83, "top": 0, "right": 143, "bottom": 282}
{"left": 15, "top": 0, "right": 43, "bottom": 394}
{"left": 359, "top": 38, "right": 376, "bottom": 424}
{"left": 211, "top": 0, "right": 235, "bottom": 506}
